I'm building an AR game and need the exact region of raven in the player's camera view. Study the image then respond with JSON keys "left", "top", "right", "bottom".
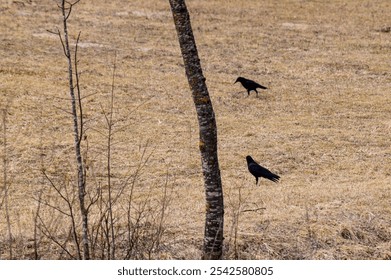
{"left": 234, "top": 77, "right": 267, "bottom": 97}
{"left": 246, "top": 155, "right": 280, "bottom": 185}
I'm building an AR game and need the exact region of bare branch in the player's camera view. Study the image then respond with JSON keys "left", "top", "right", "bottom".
{"left": 53, "top": 104, "right": 74, "bottom": 115}
{"left": 32, "top": 196, "right": 71, "bottom": 217}
{"left": 241, "top": 207, "right": 266, "bottom": 213}
{"left": 55, "top": 27, "right": 67, "bottom": 57}
{"left": 37, "top": 214, "right": 76, "bottom": 259}
{"left": 75, "top": 31, "right": 83, "bottom": 144}
{"left": 47, "top": 29, "right": 60, "bottom": 36}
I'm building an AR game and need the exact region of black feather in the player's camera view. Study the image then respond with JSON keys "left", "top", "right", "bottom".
{"left": 235, "top": 77, "right": 267, "bottom": 96}
{"left": 246, "top": 155, "right": 280, "bottom": 185}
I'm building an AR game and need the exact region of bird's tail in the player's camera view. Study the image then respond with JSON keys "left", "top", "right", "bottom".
{"left": 269, "top": 173, "right": 280, "bottom": 183}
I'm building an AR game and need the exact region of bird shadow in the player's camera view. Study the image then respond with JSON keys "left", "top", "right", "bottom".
{"left": 232, "top": 91, "right": 267, "bottom": 99}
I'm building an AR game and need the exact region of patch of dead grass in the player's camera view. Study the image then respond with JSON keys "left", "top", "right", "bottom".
{"left": 1, "top": 0, "right": 390, "bottom": 259}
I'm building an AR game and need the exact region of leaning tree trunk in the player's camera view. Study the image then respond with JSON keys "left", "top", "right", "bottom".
{"left": 168, "top": 0, "right": 224, "bottom": 260}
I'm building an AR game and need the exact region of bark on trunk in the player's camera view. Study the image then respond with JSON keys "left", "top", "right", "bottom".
{"left": 168, "top": 0, "right": 224, "bottom": 260}
{"left": 61, "top": 0, "right": 90, "bottom": 260}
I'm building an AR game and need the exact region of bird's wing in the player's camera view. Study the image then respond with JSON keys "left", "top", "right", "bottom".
{"left": 248, "top": 162, "right": 267, "bottom": 176}
{"left": 253, "top": 81, "right": 267, "bottom": 89}
{"left": 249, "top": 163, "right": 279, "bottom": 182}
{"left": 244, "top": 79, "right": 267, "bottom": 90}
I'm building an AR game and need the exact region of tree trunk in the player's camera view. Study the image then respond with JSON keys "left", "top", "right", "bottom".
{"left": 168, "top": 0, "right": 224, "bottom": 260}
{"left": 60, "top": 0, "right": 90, "bottom": 260}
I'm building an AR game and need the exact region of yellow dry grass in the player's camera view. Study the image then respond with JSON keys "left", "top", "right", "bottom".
{"left": 0, "top": 0, "right": 391, "bottom": 259}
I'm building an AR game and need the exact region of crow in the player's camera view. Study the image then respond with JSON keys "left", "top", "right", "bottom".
{"left": 234, "top": 77, "right": 267, "bottom": 97}
{"left": 246, "top": 155, "right": 280, "bottom": 185}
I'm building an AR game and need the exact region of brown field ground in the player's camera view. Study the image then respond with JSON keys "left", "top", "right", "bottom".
{"left": 1, "top": 0, "right": 391, "bottom": 259}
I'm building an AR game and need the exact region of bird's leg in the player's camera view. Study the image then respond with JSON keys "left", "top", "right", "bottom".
{"left": 256, "top": 177, "right": 259, "bottom": 185}
{"left": 247, "top": 90, "right": 250, "bottom": 96}
{"left": 255, "top": 89, "right": 259, "bottom": 98}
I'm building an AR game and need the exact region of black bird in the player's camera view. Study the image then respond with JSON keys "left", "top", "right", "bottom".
{"left": 234, "top": 77, "right": 267, "bottom": 97}
{"left": 246, "top": 155, "right": 280, "bottom": 185}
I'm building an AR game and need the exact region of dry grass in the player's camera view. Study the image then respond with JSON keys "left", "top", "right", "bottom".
{"left": 1, "top": 0, "right": 391, "bottom": 259}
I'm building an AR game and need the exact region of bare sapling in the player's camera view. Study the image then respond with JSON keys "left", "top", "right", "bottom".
{"left": 1, "top": 107, "right": 13, "bottom": 259}
{"left": 50, "top": 0, "right": 90, "bottom": 259}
